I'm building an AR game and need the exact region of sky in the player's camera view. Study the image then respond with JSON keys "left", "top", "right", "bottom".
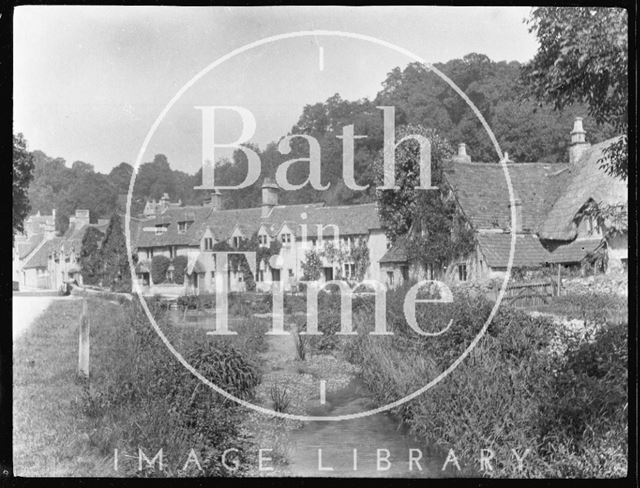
{"left": 13, "top": 6, "right": 539, "bottom": 175}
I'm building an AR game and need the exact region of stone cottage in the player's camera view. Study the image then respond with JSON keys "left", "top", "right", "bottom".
{"left": 380, "top": 118, "right": 628, "bottom": 288}
{"left": 133, "top": 180, "right": 390, "bottom": 294}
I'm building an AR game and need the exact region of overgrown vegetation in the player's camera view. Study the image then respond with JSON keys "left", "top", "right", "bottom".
{"left": 339, "top": 284, "right": 627, "bottom": 477}
{"left": 14, "top": 296, "right": 268, "bottom": 477}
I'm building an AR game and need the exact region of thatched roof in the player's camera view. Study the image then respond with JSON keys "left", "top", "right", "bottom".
{"left": 540, "top": 137, "right": 628, "bottom": 240}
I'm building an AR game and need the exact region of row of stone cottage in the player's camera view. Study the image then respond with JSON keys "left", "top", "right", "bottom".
{"left": 13, "top": 117, "right": 628, "bottom": 293}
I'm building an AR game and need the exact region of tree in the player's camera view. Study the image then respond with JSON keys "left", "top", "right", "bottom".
{"left": 55, "top": 172, "right": 118, "bottom": 233}
{"left": 522, "top": 7, "right": 628, "bottom": 178}
{"left": 100, "top": 214, "right": 134, "bottom": 291}
{"left": 374, "top": 125, "right": 475, "bottom": 272}
{"left": 79, "top": 226, "right": 105, "bottom": 285}
{"left": 108, "top": 162, "right": 134, "bottom": 193}
{"left": 13, "top": 133, "right": 35, "bottom": 236}
{"left": 301, "top": 249, "right": 322, "bottom": 280}
{"left": 375, "top": 125, "right": 454, "bottom": 242}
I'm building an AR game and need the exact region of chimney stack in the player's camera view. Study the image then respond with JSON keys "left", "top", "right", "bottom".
{"left": 208, "top": 189, "right": 222, "bottom": 210}
{"left": 452, "top": 143, "right": 471, "bottom": 163}
{"left": 509, "top": 198, "right": 523, "bottom": 233}
{"left": 70, "top": 209, "right": 90, "bottom": 228}
{"left": 261, "top": 178, "right": 279, "bottom": 218}
{"left": 569, "top": 117, "right": 590, "bottom": 165}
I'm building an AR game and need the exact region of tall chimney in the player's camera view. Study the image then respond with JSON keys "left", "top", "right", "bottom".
{"left": 569, "top": 117, "right": 590, "bottom": 165}
{"left": 261, "top": 178, "right": 279, "bottom": 218}
{"left": 208, "top": 189, "right": 222, "bottom": 210}
{"left": 509, "top": 198, "right": 523, "bottom": 233}
{"left": 452, "top": 143, "right": 471, "bottom": 163}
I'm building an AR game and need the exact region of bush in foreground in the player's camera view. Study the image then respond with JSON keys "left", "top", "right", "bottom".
{"left": 83, "top": 299, "right": 263, "bottom": 477}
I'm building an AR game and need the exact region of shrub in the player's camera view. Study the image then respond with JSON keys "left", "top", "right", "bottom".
{"left": 548, "top": 292, "right": 627, "bottom": 325}
{"left": 151, "top": 255, "right": 171, "bottom": 284}
{"left": 83, "top": 299, "right": 261, "bottom": 477}
{"left": 270, "top": 384, "right": 290, "bottom": 413}
{"left": 172, "top": 255, "right": 188, "bottom": 285}
{"left": 292, "top": 328, "right": 307, "bottom": 361}
{"left": 344, "top": 286, "right": 627, "bottom": 477}
{"left": 177, "top": 294, "right": 215, "bottom": 311}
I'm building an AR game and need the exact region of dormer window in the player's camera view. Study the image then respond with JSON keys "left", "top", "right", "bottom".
{"left": 203, "top": 237, "right": 213, "bottom": 250}
{"left": 258, "top": 234, "right": 269, "bottom": 247}
{"left": 233, "top": 236, "right": 242, "bottom": 248}
{"left": 280, "top": 233, "right": 292, "bottom": 245}
{"left": 178, "top": 221, "right": 193, "bottom": 234}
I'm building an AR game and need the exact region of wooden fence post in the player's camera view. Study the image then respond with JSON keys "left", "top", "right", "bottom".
{"left": 78, "top": 298, "right": 90, "bottom": 379}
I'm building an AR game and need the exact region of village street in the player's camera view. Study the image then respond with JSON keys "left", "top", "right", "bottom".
{"left": 12, "top": 294, "right": 79, "bottom": 341}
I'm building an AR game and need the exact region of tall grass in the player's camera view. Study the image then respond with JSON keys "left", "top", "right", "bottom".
{"left": 342, "top": 286, "right": 628, "bottom": 477}
{"left": 80, "top": 298, "right": 265, "bottom": 477}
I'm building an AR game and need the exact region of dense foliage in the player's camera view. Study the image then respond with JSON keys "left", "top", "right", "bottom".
{"left": 100, "top": 214, "right": 135, "bottom": 292}
{"left": 523, "top": 7, "right": 628, "bottom": 179}
{"left": 83, "top": 299, "right": 264, "bottom": 476}
{"left": 13, "top": 133, "right": 35, "bottom": 236}
{"left": 172, "top": 255, "right": 189, "bottom": 285}
{"left": 151, "top": 255, "right": 171, "bottom": 284}
{"left": 340, "top": 285, "right": 627, "bottom": 477}
{"left": 78, "top": 226, "right": 106, "bottom": 285}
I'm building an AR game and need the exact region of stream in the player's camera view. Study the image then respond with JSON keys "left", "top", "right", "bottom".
{"left": 170, "top": 310, "right": 451, "bottom": 478}
{"left": 285, "top": 377, "right": 445, "bottom": 477}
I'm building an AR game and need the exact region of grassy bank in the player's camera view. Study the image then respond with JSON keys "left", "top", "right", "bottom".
{"left": 340, "top": 285, "right": 628, "bottom": 478}
{"left": 13, "top": 297, "right": 268, "bottom": 477}
{"left": 13, "top": 298, "right": 112, "bottom": 476}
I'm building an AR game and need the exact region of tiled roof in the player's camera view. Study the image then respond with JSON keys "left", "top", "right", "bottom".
{"left": 477, "top": 233, "right": 603, "bottom": 268}
{"left": 540, "top": 137, "right": 628, "bottom": 240}
{"left": 477, "top": 233, "right": 552, "bottom": 268}
{"left": 135, "top": 201, "right": 382, "bottom": 248}
{"left": 444, "top": 162, "right": 572, "bottom": 233}
{"left": 135, "top": 206, "right": 215, "bottom": 248}
{"left": 544, "top": 238, "right": 603, "bottom": 264}
{"left": 379, "top": 236, "right": 409, "bottom": 264}
{"left": 299, "top": 203, "right": 382, "bottom": 237}
{"left": 23, "top": 238, "right": 61, "bottom": 269}
{"left": 16, "top": 233, "right": 45, "bottom": 259}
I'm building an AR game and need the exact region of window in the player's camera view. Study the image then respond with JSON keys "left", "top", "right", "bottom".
{"left": 258, "top": 270, "right": 264, "bottom": 282}
{"left": 426, "top": 263, "right": 434, "bottom": 280}
{"left": 204, "top": 237, "right": 213, "bottom": 250}
{"left": 272, "top": 269, "right": 281, "bottom": 282}
{"left": 387, "top": 271, "right": 394, "bottom": 286}
{"left": 258, "top": 234, "right": 268, "bottom": 246}
{"left": 169, "top": 247, "right": 175, "bottom": 259}
{"left": 233, "top": 236, "right": 241, "bottom": 248}
{"left": 457, "top": 263, "right": 468, "bottom": 281}
{"left": 146, "top": 248, "right": 154, "bottom": 259}
{"left": 344, "top": 263, "right": 355, "bottom": 279}
{"left": 401, "top": 265, "right": 409, "bottom": 281}
{"left": 280, "top": 233, "right": 291, "bottom": 244}
{"left": 288, "top": 269, "right": 294, "bottom": 278}
{"left": 178, "top": 221, "right": 193, "bottom": 234}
